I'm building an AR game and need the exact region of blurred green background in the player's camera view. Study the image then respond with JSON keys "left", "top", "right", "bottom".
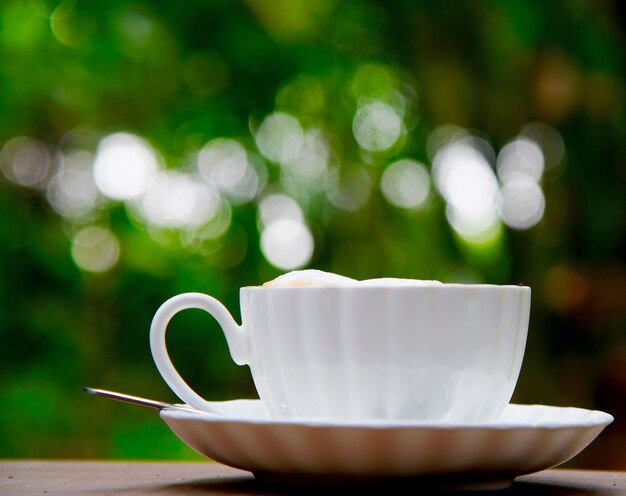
{"left": 1, "top": 0, "right": 625, "bottom": 468}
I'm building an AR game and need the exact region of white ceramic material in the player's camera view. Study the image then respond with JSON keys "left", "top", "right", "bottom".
{"left": 150, "top": 284, "right": 531, "bottom": 421}
{"left": 160, "top": 401, "right": 613, "bottom": 489}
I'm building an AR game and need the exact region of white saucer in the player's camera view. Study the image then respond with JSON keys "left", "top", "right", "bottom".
{"left": 160, "top": 401, "right": 613, "bottom": 490}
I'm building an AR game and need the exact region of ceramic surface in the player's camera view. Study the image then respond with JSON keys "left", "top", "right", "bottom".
{"left": 151, "top": 285, "right": 531, "bottom": 421}
{"left": 160, "top": 402, "right": 613, "bottom": 489}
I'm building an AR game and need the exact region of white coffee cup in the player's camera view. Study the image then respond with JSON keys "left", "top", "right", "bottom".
{"left": 150, "top": 283, "right": 531, "bottom": 421}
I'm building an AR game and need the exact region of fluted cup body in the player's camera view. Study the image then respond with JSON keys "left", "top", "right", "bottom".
{"left": 241, "top": 285, "right": 530, "bottom": 421}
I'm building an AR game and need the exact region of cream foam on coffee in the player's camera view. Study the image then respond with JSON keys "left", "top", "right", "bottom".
{"left": 262, "top": 269, "right": 443, "bottom": 287}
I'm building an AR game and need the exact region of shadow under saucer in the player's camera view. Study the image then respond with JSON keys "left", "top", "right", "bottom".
{"left": 147, "top": 473, "right": 606, "bottom": 496}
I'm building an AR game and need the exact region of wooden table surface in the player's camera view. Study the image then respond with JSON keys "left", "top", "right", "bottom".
{"left": 1, "top": 461, "right": 625, "bottom": 495}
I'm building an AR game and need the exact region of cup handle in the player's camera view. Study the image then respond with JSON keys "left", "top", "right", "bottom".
{"left": 150, "top": 292, "right": 248, "bottom": 411}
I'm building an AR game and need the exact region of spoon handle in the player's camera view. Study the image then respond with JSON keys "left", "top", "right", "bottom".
{"left": 83, "top": 387, "right": 192, "bottom": 412}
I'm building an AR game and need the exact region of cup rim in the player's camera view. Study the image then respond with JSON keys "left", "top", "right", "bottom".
{"left": 242, "top": 283, "right": 531, "bottom": 291}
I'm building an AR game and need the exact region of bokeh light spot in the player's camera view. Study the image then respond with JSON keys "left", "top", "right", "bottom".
{"left": 46, "top": 150, "right": 101, "bottom": 220}
{"left": 132, "top": 171, "right": 220, "bottom": 229}
{"left": 350, "top": 64, "right": 396, "bottom": 101}
{"left": 0, "top": 136, "right": 52, "bottom": 189}
{"left": 50, "top": 0, "right": 88, "bottom": 48}
{"left": 433, "top": 138, "right": 500, "bottom": 239}
{"left": 261, "top": 218, "right": 314, "bottom": 270}
{"left": 352, "top": 101, "right": 403, "bottom": 152}
{"left": 326, "top": 166, "right": 371, "bottom": 212}
{"left": 276, "top": 75, "right": 326, "bottom": 117}
{"left": 180, "top": 201, "right": 233, "bottom": 253}
{"left": 71, "top": 226, "right": 120, "bottom": 273}
{"left": 198, "top": 138, "right": 262, "bottom": 204}
{"left": 498, "top": 177, "right": 545, "bottom": 230}
{"left": 282, "top": 129, "right": 329, "bottom": 182}
{"left": 198, "top": 139, "right": 247, "bottom": 190}
{"left": 258, "top": 193, "right": 304, "bottom": 227}
{"left": 521, "top": 122, "right": 565, "bottom": 170}
{"left": 497, "top": 137, "right": 545, "bottom": 183}
{"left": 446, "top": 205, "right": 501, "bottom": 244}
{"left": 93, "top": 133, "right": 159, "bottom": 201}
{"left": 255, "top": 112, "right": 303, "bottom": 164}
{"left": 381, "top": 159, "right": 430, "bottom": 210}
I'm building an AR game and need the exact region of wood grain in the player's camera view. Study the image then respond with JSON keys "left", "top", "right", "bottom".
{"left": 0, "top": 461, "right": 624, "bottom": 495}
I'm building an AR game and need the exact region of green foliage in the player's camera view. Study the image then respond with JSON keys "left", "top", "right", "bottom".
{"left": 0, "top": 0, "right": 624, "bottom": 467}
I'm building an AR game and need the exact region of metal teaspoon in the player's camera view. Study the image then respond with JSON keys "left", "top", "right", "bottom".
{"left": 83, "top": 387, "right": 197, "bottom": 412}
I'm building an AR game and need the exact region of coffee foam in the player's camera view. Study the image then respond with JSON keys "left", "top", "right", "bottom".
{"left": 262, "top": 270, "right": 442, "bottom": 287}
{"left": 262, "top": 270, "right": 357, "bottom": 287}
{"left": 358, "top": 278, "right": 443, "bottom": 287}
